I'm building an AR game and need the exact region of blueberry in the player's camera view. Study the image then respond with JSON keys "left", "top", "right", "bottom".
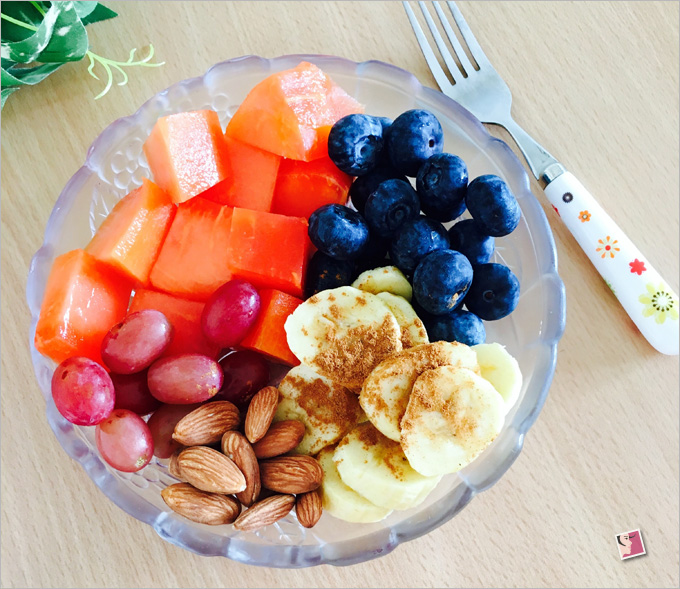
{"left": 448, "top": 219, "right": 495, "bottom": 265}
{"left": 364, "top": 178, "right": 420, "bottom": 238}
{"left": 416, "top": 153, "right": 468, "bottom": 222}
{"left": 308, "top": 204, "right": 369, "bottom": 260}
{"left": 376, "top": 117, "right": 394, "bottom": 166}
{"left": 466, "top": 175, "right": 520, "bottom": 237}
{"left": 349, "top": 166, "right": 406, "bottom": 214}
{"left": 354, "top": 232, "right": 391, "bottom": 276}
{"left": 411, "top": 297, "right": 435, "bottom": 323}
{"left": 413, "top": 249, "right": 473, "bottom": 315}
{"left": 390, "top": 217, "right": 450, "bottom": 275}
{"left": 423, "top": 310, "right": 486, "bottom": 346}
{"left": 376, "top": 116, "right": 393, "bottom": 134}
{"left": 328, "top": 114, "right": 384, "bottom": 176}
{"left": 465, "top": 262, "right": 520, "bottom": 320}
{"left": 304, "top": 251, "right": 356, "bottom": 298}
{"left": 386, "top": 109, "right": 444, "bottom": 176}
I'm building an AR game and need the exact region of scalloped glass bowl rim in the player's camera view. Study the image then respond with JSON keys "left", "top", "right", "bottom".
{"left": 26, "top": 54, "right": 566, "bottom": 567}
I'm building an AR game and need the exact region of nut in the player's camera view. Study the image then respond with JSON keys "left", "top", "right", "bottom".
{"left": 161, "top": 483, "right": 241, "bottom": 525}
{"left": 252, "top": 420, "right": 305, "bottom": 459}
{"left": 245, "top": 386, "right": 280, "bottom": 443}
{"left": 295, "top": 490, "right": 322, "bottom": 528}
{"left": 168, "top": 449, "right": 185, "bottom": 481}
{"left": 173, "top": 401, "right": 240, "bottom": 446}
{"left": 221, "top": 431, "right": 261, "bottom": 507}
{"left": 259, "top": 455, "right": 323, "bottom": 494}
{"left": 233, "top": 494, "right": 295, "bottom": 532}
{"left": 177, "top": 446, "right": 246, "bottom": 494}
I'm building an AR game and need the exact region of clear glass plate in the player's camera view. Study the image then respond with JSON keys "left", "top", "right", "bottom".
{"left": 26, "top": 54, "right": 566, "bottom": 567}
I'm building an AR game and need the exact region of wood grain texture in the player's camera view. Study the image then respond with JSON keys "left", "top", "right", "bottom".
{"left": 1, "top": 1, "right": 678, "bottom": 587}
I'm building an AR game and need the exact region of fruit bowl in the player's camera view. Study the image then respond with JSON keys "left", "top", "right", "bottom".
{"left": 26, "top": 54, "right": 566, "bottom": 567}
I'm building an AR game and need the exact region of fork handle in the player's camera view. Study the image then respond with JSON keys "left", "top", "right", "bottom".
{"left": 544, "top": 171, "right": 679, "bottom": 355}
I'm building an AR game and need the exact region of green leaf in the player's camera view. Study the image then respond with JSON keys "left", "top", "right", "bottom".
{"left": 38, "top": 2, "right": 88, "bottom": 62}
{"left": 0, "top": 2, "right": 45, "bottom": 41}
{"left": 1, "top": 2, "right": 88, "bottom": 64}
{"left": 2, "top": 61, "right": 62, "bottom": 86}
{"left": 80, "top": 3, "right": 117, "bottom": 26}
{"left": 72, "top": 1, "right": 97, "bottom": 19}
{"left": 1, "top": 4, "right": 57, "bottom": 63}
{"left": 1, "top": 66, "right": 23, "bottom": 86}
{"left": 1, "top": 86, "right": 20, "bottom": 107}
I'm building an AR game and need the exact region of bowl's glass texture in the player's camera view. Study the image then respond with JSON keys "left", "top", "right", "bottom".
{"left": 26, "top": 55, "right": 565, "bottom": 567}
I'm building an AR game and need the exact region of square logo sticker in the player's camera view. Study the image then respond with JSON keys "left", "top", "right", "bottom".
{"left": 616, "top": 529, "right": 646, "bottom": 560}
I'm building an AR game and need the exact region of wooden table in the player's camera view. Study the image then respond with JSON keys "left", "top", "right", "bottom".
{"left": 2, "top": 2, "right": 678, "bottom": 587}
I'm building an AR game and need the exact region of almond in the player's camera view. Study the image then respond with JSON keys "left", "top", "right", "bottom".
{"left": 221, "top": 431, "right": 261, "bottom": 507}
{"left": 259, "top": 455, "right": 323, "bottom": 494}
{"left": 233, "top": 494, "right": 295, "bottom": 532}
{"left": 173, "top": 401, "right": 240, "bottom": 446}
{"left": 295, "top": 490, "right": 322, "bottom": 528}
{"left": 245, "top": 386, "right": 280, "bottom": 443}
{"left": 168, "top": 449, "right": 185, "bottom": 481}
{"left": 177, "top": 446, "right": 246, "bottom": 494}
{"left": 252, "top": 420, "right": 305, "bottom": 459}
{"left": 161, "top": 483, "right": 241, "bottom": 525}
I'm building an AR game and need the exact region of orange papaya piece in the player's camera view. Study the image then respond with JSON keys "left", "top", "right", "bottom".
{"left": 85, "top": 179, "right": 175, "bottom": 285}
{"left": 240, "top": 289, "right": 302, "bottom": 365}
{"left": 34, "top": 249, "right": 133, "bottom": 365}
{"left": 149, "top": 197, "right": 233, "bottom": 301}
{"left": 143, "top": 110, "right": 230, "bottom": 204}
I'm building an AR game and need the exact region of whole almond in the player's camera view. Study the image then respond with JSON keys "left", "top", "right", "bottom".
{"left": 173, "top": 401, "right": 240, "bottom": 446}
{"left": 259, "top": 455, "right": 323, "bottom": 494}
{"left": 221, "top": 431, "right": 261, "bottom": 507}
{"left": 178, "top": 446, "right": 246, "bottom": 494}
{"left": 252, "top": 420, "right": 305, "bottom": 459}
{"left": 161, "top": 483, "right": 241, "bottom": 525}
{"left": 245, "top": 386, "right": 280, "bottom": 443}
{"left": 168, "top": 449, "right": 185, "bottom": 481}
{"left": 295, "top": 490, "right": 322, "bottom": 528}
{"left": 233, "top": 494, "right": 295, "bottom": 532}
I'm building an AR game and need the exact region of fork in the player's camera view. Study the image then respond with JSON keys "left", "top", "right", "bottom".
{"left": 404, "top": 1, "right": 679, "bottom": 355}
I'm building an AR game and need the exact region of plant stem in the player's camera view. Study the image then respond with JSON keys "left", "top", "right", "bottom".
{"left": 30, "top": 1, "right": 46, "bottom": 17}
{"left": 1, "top": 13, "right": 38, "bottom": 31}
{"left": 86, "top": 46, "right": 164, "bottom": 100}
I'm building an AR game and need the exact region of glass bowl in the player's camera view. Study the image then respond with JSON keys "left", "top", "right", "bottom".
{"left": 26, "top": 54, "right": 566, "bottom": 567}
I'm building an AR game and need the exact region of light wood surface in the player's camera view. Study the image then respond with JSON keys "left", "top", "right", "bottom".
{"left": 1, "top": 2, "right": 678, "bottom": 587}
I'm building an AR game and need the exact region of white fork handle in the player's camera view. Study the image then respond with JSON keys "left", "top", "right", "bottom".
{"left": 544, "top": 172, "right": 679, "bottom": 355}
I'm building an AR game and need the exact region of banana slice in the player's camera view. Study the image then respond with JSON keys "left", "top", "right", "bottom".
{"left": 360, "top": 341, "right": 479, "bottom": 441}
{"left": 275, "top": 365, "right": 364, "bottom": 455}
{"left": 333, "top": 422, "right": 441, "bottom": 511}
{"left": 318, "top": 445, "right": 392, "bottom": 523}
{"left": 473, "top": 343, "right": 523, "bottom": 412}
{"left": 284, "top": 286, "right": 402, "bottom": 390}
{"left": 376, "top": 292, "right": 429, "bottom": 349}
{"left": 401, "top": 366, "right": 504, "bottom": 477}
{"left": 352, "top": 266, "right": 413, "bottom": 301}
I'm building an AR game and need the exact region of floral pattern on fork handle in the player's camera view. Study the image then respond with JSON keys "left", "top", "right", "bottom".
{"left": 544, "top": 172, "right": 679, "bottom": 355}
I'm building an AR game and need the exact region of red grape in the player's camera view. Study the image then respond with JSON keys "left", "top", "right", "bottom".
{"left": 216, "top": 350, "right": 270, "bottom": 409}
{"left": 147, "top": 403, "right": 200, "bottom": 458}
{"left": 147, "top": 354, "right": 223, "bottom": 404}
{"left": 201, "top": 280, "right": 260, "bottom": 347}
{"left": 101, "top": 310, "right": 173, "bottom": 374}
{"left": 51, "top": 357, "right": 115, "bottom": 425}
{"left": 111, "top": 370, "right": 160, "bottom": 415}
{"left": 96, "top": 409, "right": 154, "bottom": 472}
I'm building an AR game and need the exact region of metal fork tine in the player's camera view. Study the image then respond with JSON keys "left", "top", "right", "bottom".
{"left": 417, "top": 1, "right": 462, "bottom": 84}
{"left": 403, "top": 1, "right": 453, "bottom": 91}
{"left": 446, "top": 1, "right": 491, "bottom": 67}
{"left": 433, "top": 1, "right": 475, "bottom": 75}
